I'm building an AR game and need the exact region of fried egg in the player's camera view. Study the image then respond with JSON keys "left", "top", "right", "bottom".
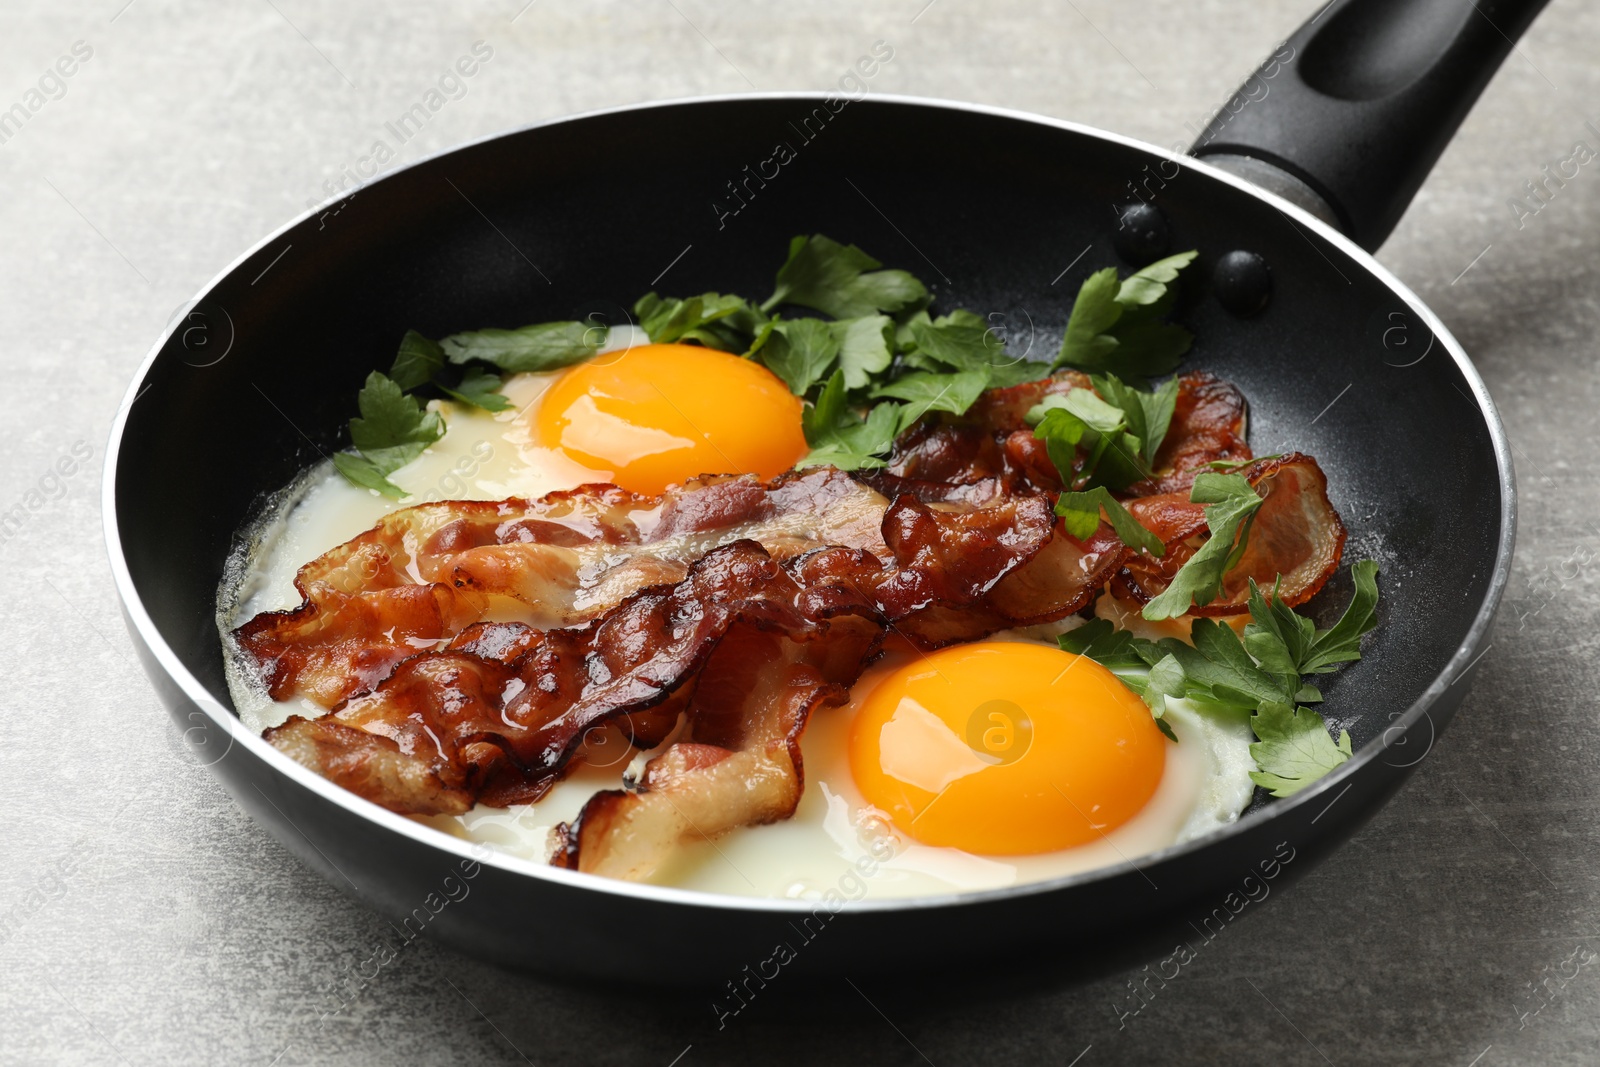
{"left": 535, "top": 342, "right": 809, "bottom": 495}
{"left": 225, "top": 327, "right": 1259, "bottom": 901}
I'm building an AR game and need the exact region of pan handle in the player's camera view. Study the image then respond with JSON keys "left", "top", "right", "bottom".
{"left": 1190, "top": 0, "right": 1551, "bottom": 250}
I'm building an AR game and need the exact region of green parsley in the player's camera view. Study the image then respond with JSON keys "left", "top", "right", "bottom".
{"left": 1246, "top": 560, "right": 1380, "bottom": 676}
{"left": 833, "top": 314, "right": 895, "bottom": 389}
{"left": 763, "top": 234, "right": 928, "bottom": 319}
{"left": 1060, "top": 560, "right": 1379, "bottom": 796}
{"left": 1030, "top": 389, "right": 1154, "bottom": 493}
{"left": 1028, "top": 373, "right": 1186, "bottom": 556}
{"left": 437, "top": 366, "right": 511, "bottom": 413}
{"left": 439, "top": 320, "right": 604, "bottom": 373}
{"left": 332, "top": 236, "right": 1179, "bottom": 490}
{"left": 332, "top": 371, "right": 444, "bottom": 498}
{"left": 1054, "top": 487, "right": 1164, "bottom": 557}
{"left": 870, "top": 369, "right": 989, "bottom": 432}
{"left": 635, "top": 292, "right": 764, "bottom": 351}
{"left": 1092, "top": 372, "right": 1178, "bottom": 465}
{"left": 1248, "top": 702, "right": 1353, "bottom": 797}
{"left": 1207, "top": 453, "right": 1281, "bottom": 473}
{"left": 617, "top": 239, "right": 1044, "bottom": 471}
{"left": 799, "top": 369, "right": 900, "bottom": 470}
{"left": 388, "top": 330, "right": 445, "bottom": 391}
{"left": 1054, "top": 251, "right": 1198, "bottom": 382}
{"left": 1141, "top": 473, "right": 1264, "bottom": 621}
{"left": 758, "top": 318, "right": 840, "bottom": 395}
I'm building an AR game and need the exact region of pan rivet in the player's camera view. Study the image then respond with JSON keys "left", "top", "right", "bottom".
{"left": 1213, "top": 250, "right": 1271, "bottom": 316}
{"left": 1113, "top": 203, "right": 1170, "bottom": 264}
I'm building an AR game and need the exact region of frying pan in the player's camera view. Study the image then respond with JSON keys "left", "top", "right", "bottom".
{"left": 104, "top": 0, "right": 1539, "bottom": 984}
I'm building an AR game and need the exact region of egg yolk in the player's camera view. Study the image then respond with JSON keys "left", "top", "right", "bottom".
{"left": 847, "top": 642, "right": 1167, "bottom": 856}
{"left": 533, "top": 343, "right": 809, "bottom": 496}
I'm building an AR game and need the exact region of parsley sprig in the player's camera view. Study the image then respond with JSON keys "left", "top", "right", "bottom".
{"left": 331, "top": 237, "right": 1201, "bottom": 494}
{"left": 1026, "top": 370, "right": 1178, "bottom": 557}
{"left": 329, "top": 323, "right": 585, "bottom": 498}
{"left": 1023, "top": 250, "right": 1199, "bottom": 553}
{"left": 1061, "top": 560, "right": 1380, "bottom": 796}
{"left": 1053, "top": 251, "right": 1198, "bottom": 383}
{"left": 643, "top": 235, "right": 1048, "bottom": 470}
{"left": 1141, "top": 472, "right": 1266, "bottom": 621}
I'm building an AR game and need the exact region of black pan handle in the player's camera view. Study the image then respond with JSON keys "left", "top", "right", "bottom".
{"left": 1191, "top": 0, "right": 1551, "bottom": 250}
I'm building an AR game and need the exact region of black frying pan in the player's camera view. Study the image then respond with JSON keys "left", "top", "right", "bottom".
{"left": 104, "top": 0, "right": 1538, "bottom": 985}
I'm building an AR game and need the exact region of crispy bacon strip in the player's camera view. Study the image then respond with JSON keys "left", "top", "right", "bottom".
{"left": 235, "top": 463, "right": 1120, "bottom": 707}
{"left": 266, "top": 540, "right": 882, "bottom": 817}
{"left": 236, "top": 469, "right": 888, "bottom": 708}
{"left": 261, "top": 485, "right": 1112, "bottom": 822}
{"left": 1116, "top": 453, "right": 1346, "bottom": 614}
{"left": 554, "top": 609, "right": 873, "bottom": 881}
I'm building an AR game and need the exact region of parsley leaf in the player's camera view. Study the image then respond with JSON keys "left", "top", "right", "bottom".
{"left": 348, "top": 371, "right": 444, "bottom": 468}
{"left": 1142, "top": 473, "right": 1264, "bottom": 621}
{"left": 799, "top": 369, "right": 901, "bottom": 470}
{"left": 439, "top": 320, "right": 603, "bottom": 373}
{"left": 833, "top": 314, "right": 894, "bottom": 389}
{"left": 871, "top": 369, "right": 988, "bottom": 428}
{"left": 1030, "top": 390, "right": 1153, "bottom": 493}
{"left": 1156, "top": 619, "right": 1312, "bottom": 714}
{"left": 1117, "top": 251, "right": 1201, "bottom": 312}
{"left": 389, "top": 330, "right": 445, "bottom": 391}
{"left": 1054, "top": 251, "right": 1198, "bottom": 382}
{"left": 387, "top": 329, "right": 512, "bottom": 414}
{"left": 1092, "top": 372, "right": 1178, "bottom": 464}
{"left": 1055, "top": 268, "right": 1123, "bottom": 373}
{"left": 764, "top": 234, "right": 929, "bottom": 319}
{"left": 898, "top": 309, "right": 1044, "bottom": 389}
{"left": 1208, "top": 453, "right": 1281, "bottom": 472}
{"left": 635, "top": 292, "right": 763, "bottom": 351}
{"left": 759, "top": 318, "right": 840, "bottom": 395}
{"left": 1248, "top": 701, "right": 1352, "bottom": 797}
{"left": 1246, "top": 560, "right": 1381, "bottom": 677}
{"left": 906, "top": 310, "right": 1004, "bottom": 371}
{"left": 1055, "top": 487, "right": 1164, "bottom": 557}
{"left": 1243, "top": 577, "right": 1314, "bottom": 679}
{"left": 1302, "top": 558, "right": 1381, "bottom": 672}
{"left": 1027, "top": 384, "right": 1168, "bottom": 557}
{"left": 339, "top": 371, "right": 444, "bottom": 498}
{"left": 1059, "top": 619, "right": 1157, "bottom": 692}
{"left": 332, "top": 452, "right": 405, "bottom": 497}
{"left": 1066, "top": 560, "right": 1380, "bottom": 798}
{"left": 438, "top": 366, "right": 511, "bottom": 412}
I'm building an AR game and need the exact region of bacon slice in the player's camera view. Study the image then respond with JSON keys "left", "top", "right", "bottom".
{"left": 554, "top": 610, "right": 871, "bottom": 881}
{"left": 879, "top": 514, "right": 1128, "bottom": 646}
{"left": 1116, "top": 453, "right": 1346, "bottom": 615}
{"left": 236, "top": 469, "right": 888, "bottom": 708}
{"left": 260, "top": 483, "right": 1114, "bottom": 823}
{"left": 266, "top": 540, "right": 882, "bottom": 817}
{"left": 235, "top": 463, "right": 1119, "bottom": 707}
{"left": 1122, "top": 371, "right": 1250, "bottom": 496}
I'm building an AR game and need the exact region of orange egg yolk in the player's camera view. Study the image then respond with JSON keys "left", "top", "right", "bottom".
{"left": 847, "top": 642, "right": 1168, "bottom": 856}
{"left": 533, "top": 343, "right": 809, "bottom": 496}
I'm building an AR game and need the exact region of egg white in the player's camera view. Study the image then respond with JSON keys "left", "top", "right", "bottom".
{"left": 221, "top": 331, "right": 1259, "bottom": 901}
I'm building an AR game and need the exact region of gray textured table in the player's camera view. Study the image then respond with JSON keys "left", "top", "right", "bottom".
{"left": 4, "top": 1, "right": 1597, "bottom": 1063}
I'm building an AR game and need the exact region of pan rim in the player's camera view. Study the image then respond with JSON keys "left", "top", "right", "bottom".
{"left": 101, "top": 90, "right": 1517, "bottom": 916}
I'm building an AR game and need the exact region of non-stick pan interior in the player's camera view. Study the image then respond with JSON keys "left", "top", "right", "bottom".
{"left": 115, "top": 96, "right": 1502, "bottom": 772}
